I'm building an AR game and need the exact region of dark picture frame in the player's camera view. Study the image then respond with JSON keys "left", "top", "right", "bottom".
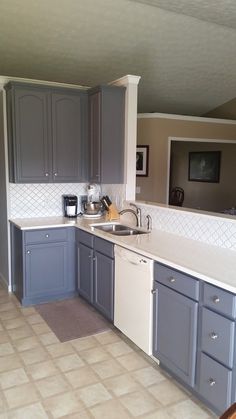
{"left": 136, "top": 145, "right": 149, "bottom": 177}
{"left": 188, "top": 151, "right": 221, "bottom": 183}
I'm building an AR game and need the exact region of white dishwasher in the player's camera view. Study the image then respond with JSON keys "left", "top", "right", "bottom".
{"left": 114, "top": 245, "right": 154, "bottom": 355}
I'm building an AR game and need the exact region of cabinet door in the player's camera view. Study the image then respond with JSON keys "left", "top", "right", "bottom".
{"left": 25, "top": 242, "right": 68, "bottom": 298}
{"left": 153, "top": 283, "right": 198, "bottom": 387}
{"left": 93, "top": 251, "right": 114, "bottom": 321}
{"left": 12, "top": 87, "right": 51, "bottom": 182}
{"left": 52, "top": 92, "right": 87, "bottom": 182}
{"left": 89, "top": 91, "right": 101, "bottom": 182}
{"left": 77, "top": 242, "right": 93, "bottom": 303}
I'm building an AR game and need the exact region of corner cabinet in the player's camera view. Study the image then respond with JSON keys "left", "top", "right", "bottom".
{"left": 88, "top": 85, "right": 125, "bottom": 184}
{"left": 5, "top": 82, "right": 88, "bottom": 183}
{"left": 10, "top": 224, "right": 76, "bottom": 305}
{"left": 77, "top": 229, "right": 114, "bottom": 321}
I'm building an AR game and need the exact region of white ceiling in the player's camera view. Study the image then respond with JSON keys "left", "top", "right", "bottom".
{"left": 1, "top": 0, "right": 236, "bottom": 115}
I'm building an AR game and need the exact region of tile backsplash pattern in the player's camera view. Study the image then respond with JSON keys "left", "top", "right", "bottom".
{"left": 137, "top": 202, "right": 236, "bottom": 251}
{"left": 9, "top": 183, "right": 87, "bottom": 218}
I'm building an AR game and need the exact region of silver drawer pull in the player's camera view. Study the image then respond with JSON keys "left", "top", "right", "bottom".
{"left": 209, "top": 332, "right": 218, "bottom": 340}
{"left": 169, "top": 277, "right": 176, "bottom": 283}
{"left": 45, "top": 234, "right": 49, "bottom": 238}
{"left": 151, "top": 289, "right": 157, "bottom": 294}
{"left": 27, "top": 250, "right": 31, "bottom": 254}
{"left": 45, "top": 173, "right": 49, "bottom": 177}
{"left": 209, "top": 378, "right": 216, "bottom": 386}
{"left": 212, "top": 296, "right": 220, "bottom": 304}
{"left": 54, "top": 173, "right": 58, "bottom": 177}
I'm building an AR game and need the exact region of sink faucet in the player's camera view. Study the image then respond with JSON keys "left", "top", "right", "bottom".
{"left": 119, "top": 209, "right": 139, "bottom": 227}
{"left": 129, "top": 203, "right": 142, "bottom": 227}
{"left": 146, "top": 214, "right": 152, "bottom": 231}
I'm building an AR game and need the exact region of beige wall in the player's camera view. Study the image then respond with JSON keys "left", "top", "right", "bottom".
{"left": 204, "top": 98, "right": 236, "bottom": 120}
{"left": 136, "top": 116, "right": 236, "bottom": 204}
{"left": 170, "top": 141, "right": 236, "bottom": 212}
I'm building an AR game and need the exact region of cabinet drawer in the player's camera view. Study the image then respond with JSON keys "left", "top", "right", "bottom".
{"left": 25, "top": 228, "right": 68, "bottom": 244}
{"left": 76, "top": 229, "right": 93, "bottom": 248}
{"left": 201, "top": 308, "right": 235, "bottom": 368}
{"left": 94, "top": 236, "right": 114, "bottom": 258}
{"left": 154, "top": 263, "right": 199, "bottom": 300}
{"left": 198, "top": 352, "right": 232, "bottom": 414}
{"left": 203, "top": 283, "right": 236, "bottom": 319}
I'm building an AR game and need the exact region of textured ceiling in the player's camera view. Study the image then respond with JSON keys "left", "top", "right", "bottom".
{"left": 0, "top": 0, "right": 236, "bottom": 115}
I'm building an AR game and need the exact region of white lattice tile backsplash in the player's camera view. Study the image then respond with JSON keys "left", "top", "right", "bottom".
{"left": 9, "top": 183, "right": 88, "bottom": 218}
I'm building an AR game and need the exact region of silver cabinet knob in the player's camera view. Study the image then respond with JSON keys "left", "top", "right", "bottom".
{"left": 45, "top": 173, "right": 49, "bottom": 177}
{"left": 209, "top": 378, "right": 216, "bottom": 386}
{"left": 54, "top": 173, "right": 58, "bottom": 177}
{"left": 213, "top": 296, "right": 220, "bottom": 304}
{"left": 27, "top": 250, "right": 31, "bottom": 254}
{"left": 169, "top": 277, "right": 176, "bottom": 283}
{"left": 151, "top": 289, "right": 157, "bottom": 294}
{"left": 209, "top": 332, "right": 218, "bottom": 340}
{"left": 93, "top": 257, "right": 96, "bottom": 261}
{"left": 45, "top": 234, "right": 49, "bottom": 238}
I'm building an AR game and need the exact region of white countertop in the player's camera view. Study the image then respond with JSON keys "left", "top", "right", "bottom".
{"left": 10, "top": 216, "right": 236, "bottom": 293}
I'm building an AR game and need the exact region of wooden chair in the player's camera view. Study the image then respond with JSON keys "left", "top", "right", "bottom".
{"left": 220, "top": 403, "right": 236, "bottom": 419}
{"left": 169, "top": 187, "right": 184, "bottom": 207}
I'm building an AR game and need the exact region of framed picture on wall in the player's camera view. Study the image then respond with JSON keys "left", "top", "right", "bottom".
{"left": 188, "top": 151, "right": 221, "bottom": 182}
{"left": 136, "top": 145, "right": 149, "bottom": 177}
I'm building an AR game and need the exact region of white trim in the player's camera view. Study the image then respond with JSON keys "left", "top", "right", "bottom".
{"left": 138, "top": 112, "right": 236, "bottom": 125}
{"left": 109, "top": 75, "right": 141, "bottom": 86}
{"left": 169, "top": 136, "right": 236, "bottom": 144}
{"left": 0, "top": 75, "right": 88, "bottom": 90}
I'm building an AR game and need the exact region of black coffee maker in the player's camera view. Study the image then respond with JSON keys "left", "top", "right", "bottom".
{"left": 63, "top": 195, "right": 78, "bottom": 218}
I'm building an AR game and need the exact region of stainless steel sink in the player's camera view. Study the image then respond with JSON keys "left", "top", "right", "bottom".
{"left": 91, "top": 223, "right": 149, "bottom": 236}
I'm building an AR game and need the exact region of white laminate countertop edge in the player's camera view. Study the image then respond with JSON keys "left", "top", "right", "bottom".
{"left": 9, "top": 216, "right": 236, "bottom": 294}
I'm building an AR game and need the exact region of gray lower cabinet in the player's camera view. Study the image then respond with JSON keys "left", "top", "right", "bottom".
{"left": 88, "top": 85, "right": 125, "bottom": 184}
{"left": 153, "top": 275, "right": 198, "bottom": 387}
{"left": 5, "top": 82, "right": 88, "bottom": 183}
{"left": 11, "top": 224, "right": 76, "bottom": 305}
{"left": 77, "top": 229, "right": 114, "bottom": 321}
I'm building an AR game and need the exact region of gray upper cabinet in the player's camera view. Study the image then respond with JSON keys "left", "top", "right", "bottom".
{"left": 5, "top": 82, "right": 88, "bottom": 183}
{"left": 88, "top": 85, "right": 125, "bottom": 184}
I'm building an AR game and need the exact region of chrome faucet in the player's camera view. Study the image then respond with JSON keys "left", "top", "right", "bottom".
{"left": 146, "top": 214, "right": 152, "bottom": 231}
{"left": 119, "top": 209, "right": 139, "bottom": 227}
{"left": 129, "top": 203, "right": 142, "bottom": 227}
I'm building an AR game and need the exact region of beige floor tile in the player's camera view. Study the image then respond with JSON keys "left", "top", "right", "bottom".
{"left": 46, "top": 342, "right": 75, "bottom": 358}
{"left": 0, "top": 332, "right": 9, "bottom": 344}
{"left": 55, "top": 353, "right": 85, "bottom": 372}
{"left": 105, "top": 341, "right": 134, "bottom": 358}
{"left": 14, "top": 336, "right": 40, "bottom": 352}
{"left": 31, "top": 322, "right": 51, "bottom": 335}
{"left": 4, "top": 382, "right": 39, "bottom": 409}
{"left": 0, "top": 302, "right": 16, "bottom": 312}
{"left": 0, "top": 310, "right": 20, "bottom": 320}
{"left": 43, "top": 391, "right": 85, "bottom": 418}
{"left": 120, "top": 390, "right": 161, "bottom": 417}
{"left": 26, "top": 314, "right": 44, "bottom": 325}
{"left": 62, "top": 410, "right": 93, "bottom": 419}
{"left": 71, "top": 336, "right": 99, "bottom": 352}
{"left": 65, "top": 366, "right": 99, "bottom": 389}
{"left": 141, "top": 409, "right": 173, "bottom": 419}
{"left": 77, "top": 383, "right": 112, "bottom": 407}
{"left": 94, "top": 331, "right": 120, "bottom": 345}
{"left": 20, "top": 306, "right": 37, "bottom": 316}
{"left": 0, "top": 324, "right": 3, "bottom": 332}
{"left": 79, "top": 347, "right": 110, "bottom": 365}
{"left": 38, "top": 332, "right": 59, "bottom": 346}
{"left": 148, "top": 379, "right": 188, "bottom": 406}
{"left": 166, "top": 399, "right": 210, "bottom": 419}
{"left": 0, "top": 354, "right": 22, "bottom": 373}
{"left": 104, "top": 373, "right": 140, "bottom": 397}
{"left": 0, "top": 342, "right": 15, "bottom": 356}
{"left": 89, "top": 399, "right": 131, "bottom": 419}
{"left": 3, "top": 317, "right": 27, "bottom": 330}
{"left": 91, "top": 358, "right": 125, "bottom": 380}
{"left": 8, "top": 402, "right": 49, "bottom": 419}
{"left": 132, "top": 366, "right": 167, "bottom": 387}
{"left": 27, "top": 360, "right": 58, "bottom": 380}
{"left": 19, "top": 346, "right": 48, "bottom": 365}
{"left": 117, "top": 352, "right": 149, "bottom": 371}
{"left": 0, "top": 413, "right": 7, "bottom": 419}
{"left": 0, "top": 367, "right": 29, "bottom": 389}
{"left": 35, "top": 374, "right": 70, "bottom": 398}
{"left": 7, "top": 325, "right": 33, "bottom": 341}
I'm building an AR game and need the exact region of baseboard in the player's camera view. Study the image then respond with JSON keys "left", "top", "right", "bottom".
{"left": 0, "top": 273, "right": 11, "bottom": 292}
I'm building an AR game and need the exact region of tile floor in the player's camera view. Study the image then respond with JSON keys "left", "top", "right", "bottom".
{"left": 0, "top": 283, "right": 218, "bottom": 419}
